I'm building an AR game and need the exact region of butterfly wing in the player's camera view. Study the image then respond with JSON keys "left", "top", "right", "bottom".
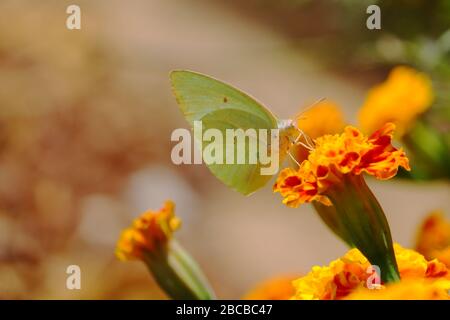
{"left": 170, "top": 70, "right": 289, "bottom": 195}
{"left": 170, "top": 70, "right": 278, "bottom": 127}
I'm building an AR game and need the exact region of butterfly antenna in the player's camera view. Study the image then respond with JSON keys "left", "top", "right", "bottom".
{"left": 294, "top": 97, "right": 327, "bottom": 122}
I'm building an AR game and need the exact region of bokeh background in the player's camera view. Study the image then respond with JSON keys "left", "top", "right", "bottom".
{"left": 0, "top": 0, "right": 448, "bottom": 299}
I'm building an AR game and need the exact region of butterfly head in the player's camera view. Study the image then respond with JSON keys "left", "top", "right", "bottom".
{"left": 279, "top": 118, "right": 315, "bottom": 154}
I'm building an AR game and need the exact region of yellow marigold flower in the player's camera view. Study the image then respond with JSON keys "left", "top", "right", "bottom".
{"left": 345, "top": 278, "right": 450, "bottom": 300}
{"left": 297, "top": 100, "right": 346, "bottom": 139}
{"left": 292, "top": 248, "right": 375, "bottom": 300}
{"left": 292, "top": 244, "right": 450, "bottom": 300}
{"left": 416, "top": 211, "right": 450, "bottom": 268}
{"left": 274, "top": 123, "right": 410, "bottom": 207}
{"left": 395, "top": 243, "right": 428, "bottom": 278}
{"left": 243, "top": 276, "right": 298, "bottom": 300}
{"left": 115, "top": 200, "right": 181, "bottom": 261}
{"left": 358, "top": 66, "right": 433, "bottom": 137}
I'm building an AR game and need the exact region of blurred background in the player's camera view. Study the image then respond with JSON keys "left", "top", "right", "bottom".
{"left": 0, "top": 0, "right": 448, "bottom": 299}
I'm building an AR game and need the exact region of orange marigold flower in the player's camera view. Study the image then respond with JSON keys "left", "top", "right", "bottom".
{"left": 293, "top": 100, "right": 346, "bottom": 164}
{"left": 291, "top": 244, "right": 450, "bottom": 300}
{"left": 274, "top": 123, "right": 410, "bottom": 207}
{"left": 358, "top": 66, "right": 433, "bottom": 137}
{"left": 416, "top": 211, "right": 450, "bottom": 268}
{"left": 243, "top": 276, "right": 298, "bottom": 300}
{"left": 115, "top": 200, "right": 181, "bottom": 261}
{"left": 115, "top": 201, "right": 215, "bottom": 300}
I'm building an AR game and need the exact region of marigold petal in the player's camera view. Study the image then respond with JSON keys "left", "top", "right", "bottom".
{"left": 358, "top": 66, "right": 433, "bottom": 137}
{"left": 274, "top": 123, "right": 409, "bottom": 207}
{"left": 292, "top": 243, "right": 450, "bottom": 300}
{"left": 115, "top": 200, "right": 179, "bottom": 261}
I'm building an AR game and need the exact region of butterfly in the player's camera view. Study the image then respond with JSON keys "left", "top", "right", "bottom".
{"left": 170, "top": 70, "right": 315, "bottom": 195}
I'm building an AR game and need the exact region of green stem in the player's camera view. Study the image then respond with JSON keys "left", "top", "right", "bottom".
{"left": 325, "top": 174, "right": 400, "bottom": 284}
{"left": 144, "top": 241, "right": 216, "bottom": 300}
{"left": 313, "top": 202, "right": 353, "bottom": 247}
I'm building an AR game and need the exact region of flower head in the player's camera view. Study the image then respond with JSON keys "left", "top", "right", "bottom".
{"left": 115, "top": 200, "right": 181, "bottom": 260}
{"left": 274, "top": 123, "right": 410, "bottom": 207}
{"left": 416, "top": 211, "right": 450, "bottom": 268}
{"left": 276, "top": 123, "right": 408, "bottom": 283}
{"left": 345, "top": 278, "right": 450, "bottom": 300}
{"left": 358, "top": 66, "right": 433, "bottom": 137}
{"left": 291, "top": 244, "right": 450, "bottom": 300}
{"left": 296, "top": 100, "right": 345, "bottom": 139}
{"left": 293, "top": 100, "right": 346, "bottom": 164}
{"left": 115, "top": 200, "right": 215, "bottom": 300}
